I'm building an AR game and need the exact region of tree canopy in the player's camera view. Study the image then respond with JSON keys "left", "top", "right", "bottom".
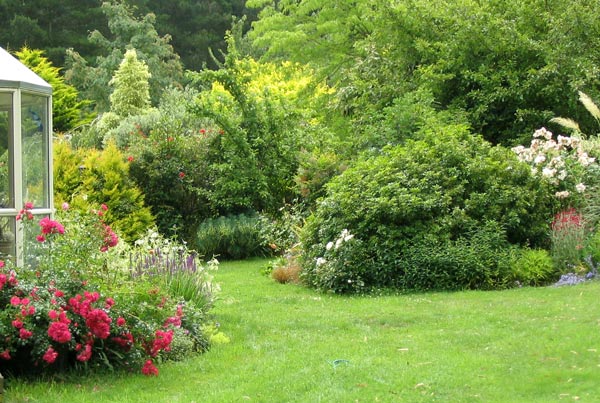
{"left": 0, "top": 0, "right": 254, "bottom": 71}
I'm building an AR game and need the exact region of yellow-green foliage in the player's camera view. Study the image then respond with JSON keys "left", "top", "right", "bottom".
{"left": 198, "top": 57, "right": 332, "bottom": 136}
{"left": 53, "top": 140, "right": 154, "bottom": 242}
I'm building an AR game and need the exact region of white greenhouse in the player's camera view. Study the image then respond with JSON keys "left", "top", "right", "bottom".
{"left": 0, "top": 47, "right": 53, "bottom": 266}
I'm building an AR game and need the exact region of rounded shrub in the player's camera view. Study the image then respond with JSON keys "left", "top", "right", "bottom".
{"left": 196, "top": 214, "right": 270, "bottom": 260}
{"left": 300, "top": 125, "right": 554, "bottom": 292}
{"left": 510, "top": 248, "right": 557, "bottom": 287}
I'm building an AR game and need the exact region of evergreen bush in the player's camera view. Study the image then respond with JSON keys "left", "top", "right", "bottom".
{"left": 196, "top": 214, "right": 269, "bottom": 260}
{"left": 300, "top": 125, "right": 553, "bottom": 292}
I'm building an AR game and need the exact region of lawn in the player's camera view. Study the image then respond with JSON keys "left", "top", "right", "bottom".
{"left": 5, "top": 258, "right": 600, "bottom": 402}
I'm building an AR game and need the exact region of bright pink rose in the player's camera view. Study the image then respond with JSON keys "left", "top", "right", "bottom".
{"left": 19, "top": 328, "right": 33, "bottom": 339}
{"left": 48, "top": 321, "right": 71, "bottom": 343}
{"left": 142, "top": 359, "right": 159, "bottom": 376}
{"left": 43, "top": 347, "right": 58, "bottom": 364}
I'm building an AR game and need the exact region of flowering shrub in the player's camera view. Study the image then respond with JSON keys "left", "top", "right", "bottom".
{"left": 0, "top": 204, "right": 218, "bottom": 377}
{"left": 127, "top": 229, "right": 219, "bottom": 353}
{"left": 302, "top": 229, "right": 370, "bottom": 293}
{"left": 22, "top": 202, "right": 121, "bottom": 290}
{"left": 301, "top": 127, "right": 553, "bottom": 292}
{"left": 512, "top": 127, "right": 596, "bottom": 207}
{"left": 0, "top": 261, "right": 178, "bottom": 376}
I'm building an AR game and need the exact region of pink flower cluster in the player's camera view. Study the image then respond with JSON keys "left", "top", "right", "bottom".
{"left": 95, "top": 204, "right": 119, "bottom": 252}
{"left": 101, "top": 224, "right": 119, "bottom": 252}
{"left": 37, "top": 217, "right": 66, "bottom": 242}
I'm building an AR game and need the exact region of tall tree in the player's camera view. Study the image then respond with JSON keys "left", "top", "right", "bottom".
{"left": 0, "top": 0, "right": 108, "bottom": 66}
{"left": 127, "top": 0, "right": 258, "bottom": 70}
{"left": 64, "top": 0, "right": 183, "bottom": 112}
{"left": 247, "top": 0, "right": 600, "bottom": 146}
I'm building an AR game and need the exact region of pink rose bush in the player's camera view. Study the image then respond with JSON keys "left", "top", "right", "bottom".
{"left": 0, "top": 203, "right": 217, "bottom": 377}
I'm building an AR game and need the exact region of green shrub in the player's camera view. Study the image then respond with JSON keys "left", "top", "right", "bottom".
{"left": 53, "top": 141, "right": 155, "bottom": 243}
{"left": 161, "top": 328, "right": 195, "bottom": 361}
{"left": 128, "top": 126, "right": 213, "bottom": 247}
{"left": 395, "top": 223, "right": 516, "bottom": 291}
{"left": 300, "top": 126, "right": 554, "bottom": 292}
{"left": 258, "top": 204, "right": 307, "bottom": 256}
{"left": 510, "top": 248, "right": 557, "bottom": 287}
{"left": 584, "top": 229, "right": 600, "bottom": 268}
{"left": 196, "top": 214, "right": 270, "bottom": 260}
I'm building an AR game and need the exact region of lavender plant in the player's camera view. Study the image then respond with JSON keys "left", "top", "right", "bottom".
{"left": 129, "top": 229, "right": 219, "bottom": 309}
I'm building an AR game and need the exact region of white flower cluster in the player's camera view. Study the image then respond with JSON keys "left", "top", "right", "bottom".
{"left": 325, "top": 228, "right": 354, "bottom": 251}
{"left": 315, "top": 229, "right": 355, "bottom": 267}
{"left": 512, "top": 127, "right": 595, "bottom": 199}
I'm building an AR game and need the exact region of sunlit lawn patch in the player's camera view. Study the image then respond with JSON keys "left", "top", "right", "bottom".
{"left": 6, "top": 258, "right": 600, "bottom": 402}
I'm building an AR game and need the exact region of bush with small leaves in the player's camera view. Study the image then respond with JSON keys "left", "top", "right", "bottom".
{"left": 300, "top": 125, "right": 553, "bottom": 292}
{"left": 510, "top": 248, "right": 557, "bottom": 287}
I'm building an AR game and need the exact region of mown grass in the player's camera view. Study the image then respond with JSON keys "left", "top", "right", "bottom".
{"left": 5, "top": 258, "right": 600, "bottom": 402}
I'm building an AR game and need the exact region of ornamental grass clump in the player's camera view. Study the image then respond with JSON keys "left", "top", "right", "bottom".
{"left": 129, "top": 229, "right": 219, "bottom": 309}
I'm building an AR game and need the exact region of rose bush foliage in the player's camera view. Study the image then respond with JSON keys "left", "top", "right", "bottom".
{"left": 0, "top": 203, "right": 217, "bottom": 377}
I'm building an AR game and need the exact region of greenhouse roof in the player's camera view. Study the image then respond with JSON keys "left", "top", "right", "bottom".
{"left": 0, "top": 47, "right": 51, "bottom": 93}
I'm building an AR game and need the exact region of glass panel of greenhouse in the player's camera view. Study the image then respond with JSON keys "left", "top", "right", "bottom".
{"left": 0, "top": 46, "right": 53, "bottom": 265}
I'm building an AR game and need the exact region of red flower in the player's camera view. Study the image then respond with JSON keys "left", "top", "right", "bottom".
{"left": 8, "top": 273, "right": 17, "bottom": 286}
{"left": 111, "top": 332, "right": 134, "bottom": 351}
{"left": 105, "top": 297, "right": 115, "bottom": 309}
{"left": 36, "top": 235, "right": 46, "bottom": 243}
{"left": 84, "top": 291, "right": 100, "bottom": 303}
{"left": 117, "top": 317, "right": 126, "bottom": 327}
{"left": 163, "top": 316, "right": 181, "bottom": 328}
{"left": 178, "top": 171, "right": 185, "bottom": 179}
{"left": 149, "top": 329, "right": 174, "bottom": 357}
{"left": 39, "top": 217, "right": 65, "bottom": 235}
{"left": 58, "top": 310, "right": 70, "bottom": 324}
{"left": 0, "top": 349, "right": 11, "bottom": 360}
{"left": 54, "top": 290, "right": 64, "bottom": 298}
{"left": 0, "top": 273, "right": 6, "bottom": 290}
{"left": 85, "top": 309, "right": 112, "bottom": 339}
{"left": 12, "top": 319, "right": 23, "bottom": 329}
{"left": 127, "top": 156, "right": 134, "bottom": 162}
{"left": 76, "top": 342, "right": 93, "bottom": 362}
{"left": 142, "top": 359, "right": 159, "bottom": 376}
{"left": 10, "top": 296, "right": 21, "bottom": 306}
{"left": 100, "top": 225, "right": 118, "bottom": 252}
{"left": 552, "top": 208, "right": 582, "bottom": 231}
{"left": 19, "top": 328, "right": 33, "bottom": 339}
{"left": 48, "top": 321, "right": 72, "bottom": 343}
{"left": 43, "top": 347, "right": 58, "bottom": 364}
